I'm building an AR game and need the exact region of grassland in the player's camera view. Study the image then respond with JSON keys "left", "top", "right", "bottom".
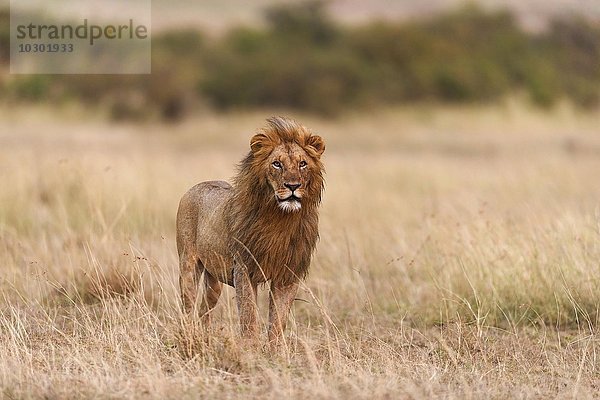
{"left": 1, "top": 103, "right": 600, "bottom": 398}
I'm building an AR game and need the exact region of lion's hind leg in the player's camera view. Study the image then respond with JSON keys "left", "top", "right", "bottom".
{"left": 179, "top": 252, "right": 203, "bottom": 315}
{"left": 199, "top": 269, "right": 222, "bottom": 328}
{"left": 233, "top": 265, "right": 259, "bottom": 341}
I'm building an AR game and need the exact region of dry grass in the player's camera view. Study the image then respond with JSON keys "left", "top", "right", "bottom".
{"left": 1, "top": 103, "right": 600, "bottom": 398}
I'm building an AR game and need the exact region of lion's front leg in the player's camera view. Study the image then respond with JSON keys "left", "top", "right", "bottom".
{"left": 233, "top": 265, "right": 259, "bottom": 341}
{"left": 268, "top": 280, "right": 299, "bottom": 347}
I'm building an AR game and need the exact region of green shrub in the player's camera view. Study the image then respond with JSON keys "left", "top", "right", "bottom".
{"left": 7, "top": 76, "right": 52, "bottom": 101}
{"left": 0, "top": 9, "right": 9, "bottom": 63}
{"left": 200, "top": 3, "right": 600, "bottom": 113}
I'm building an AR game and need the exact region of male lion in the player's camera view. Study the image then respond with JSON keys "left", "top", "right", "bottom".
{"left": 176, "top": 116, "right": 325, "bottom": 345}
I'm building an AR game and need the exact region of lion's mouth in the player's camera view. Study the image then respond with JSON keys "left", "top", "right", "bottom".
{"left": 276, "top": 195, "right": 302, "bottom": 212}
{"left": 277, "top": 195, "right": 301, "bottom": 203}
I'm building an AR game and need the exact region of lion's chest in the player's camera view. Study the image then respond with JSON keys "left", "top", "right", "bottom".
{"left": 235, "top": 218, "right": 316, "bottom": 285}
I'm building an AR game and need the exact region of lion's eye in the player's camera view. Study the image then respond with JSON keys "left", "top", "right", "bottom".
{"left": 299, "top": 161, "right": 307, "bottom": 169}
{"left": 272, "top": 161, "right": 282, "bottom": 169}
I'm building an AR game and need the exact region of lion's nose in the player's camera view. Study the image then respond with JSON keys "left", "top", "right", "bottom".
{"left": 285, "top": 183, "right": 301, "bottom": 192}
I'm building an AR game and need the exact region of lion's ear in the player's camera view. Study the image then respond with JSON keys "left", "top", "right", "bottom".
{"left": 250, "top": 133, "right": 268, "bottom": 153}
{"left": 306, "top": 135, "right": 325, "bottom": 158}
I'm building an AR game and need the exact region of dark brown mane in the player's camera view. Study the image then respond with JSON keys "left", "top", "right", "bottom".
{"left": 225, "top": 117, "right": 324, "bottom": 286}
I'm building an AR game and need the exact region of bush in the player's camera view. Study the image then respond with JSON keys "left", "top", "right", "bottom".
{"left": 6, "top": 76, "right": 52, "bottom": 101}
{"left": 200, "top": 3, "right": 600, "bottom": 114}
{"left": 200, "top": 3, "right": 366, "bottom": 115}
{"left": 0, "top": 9, "right": 9, "bottom": 63}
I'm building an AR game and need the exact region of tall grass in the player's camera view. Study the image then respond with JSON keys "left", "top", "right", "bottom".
{"left": 0, "top": 105, "right": 600, "bottom": 397}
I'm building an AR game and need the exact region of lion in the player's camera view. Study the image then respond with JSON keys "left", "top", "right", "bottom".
{"left": 176, "top": 116, "right": 325, "bottom": 345}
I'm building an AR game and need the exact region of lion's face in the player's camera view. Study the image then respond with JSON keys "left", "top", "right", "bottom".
{"left": 249, "top": 120, "right": 325, "bottom": 213}
{"left": 266, "top": 143, "right": 314, "bottom": 212}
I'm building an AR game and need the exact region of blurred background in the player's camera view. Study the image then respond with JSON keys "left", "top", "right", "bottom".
{"left": 1, "top": 0, "right": 599, "bottom": 120}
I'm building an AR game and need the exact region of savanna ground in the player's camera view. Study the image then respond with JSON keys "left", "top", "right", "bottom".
{"left": 1, "top": 102, "right": 600, "bottom": 398}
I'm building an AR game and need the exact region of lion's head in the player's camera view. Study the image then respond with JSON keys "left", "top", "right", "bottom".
{"left": 245, "top": 116, "right": 325, "bottom": 213}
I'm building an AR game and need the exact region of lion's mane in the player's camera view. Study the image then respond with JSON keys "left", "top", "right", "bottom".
{"left": 225, "top": 117, "right": 325, "bottom": 286}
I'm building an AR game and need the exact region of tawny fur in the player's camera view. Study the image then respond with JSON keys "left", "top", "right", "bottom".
{"left": 176, "top": 116, "right": 325, "bottom": 344}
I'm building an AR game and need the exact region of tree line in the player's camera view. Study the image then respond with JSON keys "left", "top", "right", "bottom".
{"left": 1, "top": 2, "right": 599, "bottom": 120}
